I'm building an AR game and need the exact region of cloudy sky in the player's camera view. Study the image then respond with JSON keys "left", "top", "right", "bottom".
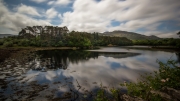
{"left": 0, "top": 0, "right": 180, "bottom": 38}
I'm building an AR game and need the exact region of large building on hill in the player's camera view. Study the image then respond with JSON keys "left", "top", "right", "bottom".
{"left": 19, "top": 26, "right": 69, "bottom": 39}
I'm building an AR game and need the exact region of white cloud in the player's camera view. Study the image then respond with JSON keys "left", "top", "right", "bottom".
{"left": 47, "top": 0, "right": 72, "bottom": 6}
{"left": 60, "top": 0, "right": 180, "bottom": 37}
{"left": 0, "top": 1, "right": 51, "bottom": 34}
{"left": 4, "top": 13, "right": 51, "bottom": 32}
{"left": 0, "top": 26, "right": 14, "bottom": 34}
{"left": 15, "top": 4, "right": 41, "bottom": 17}
{"left": 47, "top": 1, "right": 55, "bottom": 5}
{"left": 46, "top": 8, "right": 58, "bottom": 19}
{"left": 144, "top": 31, "right": 179, "bottom": 38}
{"left": 56, "top": 0, "right": 71, "bottom": 5}
{"left": 0, "top": 0, "right": 8, "bottom": 16}
{"left": 30, "top": 0, "right": 47, "bottom": 3}
{"left": 58, "top": 14, "right": 63, "bottom": 20}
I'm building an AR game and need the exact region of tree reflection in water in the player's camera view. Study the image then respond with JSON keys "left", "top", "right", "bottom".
{"left": 31, "top": 49, "right": 140, "bottom": 71}
{"left": 176, "top": 52, "right": 180, "bottom": 63}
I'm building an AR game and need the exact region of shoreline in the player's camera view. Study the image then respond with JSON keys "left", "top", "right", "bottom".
{"left": 120, "top": 46, "right": 180, "bottom": 52}
{"left": 0, "top": 46, "right": 179, "bottom": 63}
{"left": 0, "top": 47, "right": 79, "bottom": 63}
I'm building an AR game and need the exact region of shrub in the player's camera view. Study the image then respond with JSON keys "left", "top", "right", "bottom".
{"left": 17, "top": 39, "right": 30, "bottom": 46}
{"left": 3, "top": 41, "right": 13, "bottom": 47}
{"left": 56, "top": 41, "right": 64, "bottom": 47}
{"left": 0, "top": 39, "right": 4, "bottom": 45}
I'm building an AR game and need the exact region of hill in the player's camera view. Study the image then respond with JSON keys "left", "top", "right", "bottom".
{"left": 101, "top": 31, "right": 160, "bottom": 40}
{"left": 0, "top": 34, "right": 16, "bottom": 38}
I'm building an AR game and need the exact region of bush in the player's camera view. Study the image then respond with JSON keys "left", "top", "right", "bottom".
{"left": 41, "top": 41, "right": 48, "bottom": 47}
{"left": 17, "top": 39, "right": 30, "bottom": 46}
{"left": 3, "top": 41, "right": 13, "bottom": 47}
{"left": 0, "top": 39, "right": 4, "bottom": 45}
{"left": 56, "top": 41, "right": 64, "bottom": 47}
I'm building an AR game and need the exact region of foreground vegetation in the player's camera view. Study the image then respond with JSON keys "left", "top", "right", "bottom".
{"left": 93, "top": 60, "right": 180, "bottom": 101}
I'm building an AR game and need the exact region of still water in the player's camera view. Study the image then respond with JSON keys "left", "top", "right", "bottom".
{"left": 0, "top": 47, "right": 179, "bottom": 100}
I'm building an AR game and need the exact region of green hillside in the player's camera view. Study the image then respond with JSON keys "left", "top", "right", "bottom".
{"left": 101, "top": 31, "right": 160, "bottom": 40}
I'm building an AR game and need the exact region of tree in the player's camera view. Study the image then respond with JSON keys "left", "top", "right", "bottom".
{"left": 177, "top": 31, "right": 180, "bottom": 37}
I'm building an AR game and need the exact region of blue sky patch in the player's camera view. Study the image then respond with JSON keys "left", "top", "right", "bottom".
{"left": 111, "top": 20, "right": 121, "bottom": 27}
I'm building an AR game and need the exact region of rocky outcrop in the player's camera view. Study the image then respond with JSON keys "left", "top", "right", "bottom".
{"left": 118, "top": 87, "right": 180, "bottom": 101}
{"left": 151, "top": 87, "right": 180, "bottom": 101}
{"left": 120, "top": 94, "right": 145, "bottom": 101}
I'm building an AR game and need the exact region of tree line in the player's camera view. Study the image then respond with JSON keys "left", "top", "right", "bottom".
{"left": 1, "top": 29, "right": 179, "bottom": 48}
{"left": 0, "top": 31, "right": 133, "bottom": 48}
{"left": 132, "top": 31, "right": 180, "bottom": 47}
{"left": 132, "top": 38, "right": 180, "bottom": 47}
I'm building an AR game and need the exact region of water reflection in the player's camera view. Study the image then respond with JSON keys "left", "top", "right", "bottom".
{"left": 32, "top": 50, "right": 140, "bottom": 71}
{"left": 0, "top": 47, "right": 179, "bottom": 100}
{"left": 176, "top": 53, "right": 180, "bottom": 63}
{"left": 27, "top": 48, "right": 179, "bottom": 91}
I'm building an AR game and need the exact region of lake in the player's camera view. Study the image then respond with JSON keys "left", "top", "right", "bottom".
{"left": 0, "top": 47, "right": 179, "bottom": 100}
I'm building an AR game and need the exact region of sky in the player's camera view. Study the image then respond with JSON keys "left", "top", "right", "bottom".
{"left": 0, "top": 0, "right": 180, "bottom": 38}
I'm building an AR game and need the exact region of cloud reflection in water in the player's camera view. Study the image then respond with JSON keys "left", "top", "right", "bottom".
{"left": 24, "top": 47, "right": 179, "bottom": 93}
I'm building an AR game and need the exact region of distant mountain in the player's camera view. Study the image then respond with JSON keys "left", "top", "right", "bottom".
{"left": 0, "top": 34, "right": 16, "bottom": 38}
{"left": 101, "top": 31, "right": 160, "bottom": 40}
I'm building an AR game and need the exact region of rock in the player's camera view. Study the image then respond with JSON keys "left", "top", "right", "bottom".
{"left": 120, "top": 94, "right": 146, "bottom": 101}
{"left": 25, "top": 64, "right": 29, "bottom": 68}
{"left": 5, "top": 98, "right": 12, "bottom": 101}
{"left": 0, "top": 74, "right": 6, "bottom": 79}
{"left": 17, "top": 65, "right": 21, "bottom": 68}
{"left": 161, "top": 87, "right": 180, "bottom": 101}
{"left": 13, "top": 94, "right": 20, "bottom": 99}
{"left": 150, "top": 87, "right": 180, "bottom": 101}
{"left": 151, "top": 90, "right": 172, "bottom": 100}
{"left": 6, "top": 65, "right": 11, "bottom": 68}
{"left": 20, "top": 95, "right": 29, "bottom": 101}
{"left": 92, "top": 82, "right": 97, "bottom": 84}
